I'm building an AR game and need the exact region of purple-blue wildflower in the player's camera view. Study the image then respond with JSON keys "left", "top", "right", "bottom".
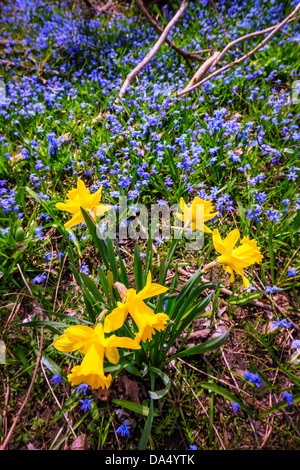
{"left": 282, "top": 392, "right": 293, "bottom": 407}
{"left": 116, "top": 421, "right": 130, "bottom": 437}
{"left": 32, "top": 272, "right": 47, "bottom": 284}
{"left": 80, "top": 398, "right": 93, "bottom": 412}
{"left": 244, "top": 371, "right": 261, "bottom": 388}
{"left": 50, "top": 373, "right": 63, "bottom": 386}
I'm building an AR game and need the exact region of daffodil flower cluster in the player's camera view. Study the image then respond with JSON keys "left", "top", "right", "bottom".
{"left": 54, "top": 183, "right": 263, "bottom": 390}
{"left": 56, "top": 179, "right": 110, "bottom": 229}
{"left": 177, "top": 197, "right": 263, "bottom": 289}
{"left": 52, "top": 273, "right": 169, "bottom": 389}
{"left": 53, "top": 320, "right": 141, "bottom": 390}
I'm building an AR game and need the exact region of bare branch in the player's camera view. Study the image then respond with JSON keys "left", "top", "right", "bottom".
{"left": 118, "top": 0, "right": 188, "bottom": 100}
{"left": 180, "top": 50, "right": 221, "bottom": 94}
{"left": 177, "top": 3, "right": 300, "bottom": 97}
{"left": 135, "top": 0, "right": 205, "bottom": 63}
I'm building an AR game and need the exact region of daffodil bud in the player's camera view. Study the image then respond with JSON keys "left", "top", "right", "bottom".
{"left": 114, "top": 282, "right": 128, "bottom": 303}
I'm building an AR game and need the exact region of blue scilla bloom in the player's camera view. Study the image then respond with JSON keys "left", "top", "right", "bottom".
{"left": 116, "top": 421, "right": 130, "bottom": 437}
{"left": 244, "top": 371, "right": 261, "bottom": 388}
{"left": 291, "top": 338, "right": 300, "bottom": 349}
{"left": 265, "top": 286, "right": 283, "bottom": 295}
{"left": 273, "top": 317, "right": 292, "bottom": 329}
{"left": 288, "top": 268, "right": 297, "bottom": 277}
{"left": 50, "top": 373, "right": 62, "bottom": 386}
{"left": 282, "top": 392, "right": 293, "bottom": 406}
{"left": 45, "top": 252, "right": 52, "bottom": 262}
{"left": 80, "top": 263, "right": 89, "bottom": 275}
{"left": 80, "top": 398, "right": 93, "bottom": 412}
{"left": 39, "top": 213, "right": 51, "bottom": 221}
{"left": 76, "top": 383, "right": 89, "bottom": 396}
{"left": 189, "top": 445, "right": 197, "bottom": 450}
{"left": 35, "top": 160, "right": 44, "bottom": 170}
{"left": 0, "top": 227, "right": 10, "bottom": 236}
{"left": 231, "top": 402, "right": 240, "bottom": 412}
{"left": 32, "top": 272, "right": 47, "bottom": 284}
{"left": 34, "top": 226, "right": 44, "bottom": 239}
{"left": 57, "top": 251, "right": 65, "bottom": 258}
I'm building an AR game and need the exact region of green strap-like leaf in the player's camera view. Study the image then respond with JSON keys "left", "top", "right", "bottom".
{"left": 199, "top": 381, "right": 254, "bottom": 416}
{"left": 138, "top": 371, "right": 156, "bottom": 450}
{"left": 80, "top": 207, "right": 110, "bottom": 270}
{"left": 80, "top": 271, "right": 107, "bottom": 308}
{"left": 111, "top": 398, "right": 158, "bottom": 418}
{"left": 148, "top": 366, "right": 171, "bottom": 400}
{"left": 163, "top": 328, "right": 231, "bottom": 365}
{"left": 134, "top": 243, "right": 145, "bottom": 292}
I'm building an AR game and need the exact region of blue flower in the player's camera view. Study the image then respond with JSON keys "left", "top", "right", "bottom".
{"left": 272, "top": 318, "right": 292, "bottom": 329}
{"left": 116, "top": 421, "right": 130, "bottom": 437}
{"left": 76, "top": 383, "right": 89, "bottom": 395}
{"left": 0, "top": 227, "right": 10, "bottom": 236}
{"left": 32, "top": 272, "right": 47, "bottom": 284}
{"left": 189, "top": 445, "right": 197, "bottom": 450}
{"left": 231, "top": 402, "right": 240, "bottom": 412}
{"left": 45, "top": 252, "right": 52, "bottom": 262}
{"left": 282, "top": 392, "right": 293, "bottom": 406}
{"left": 291, "top": 338, "right": 300, "bottom": 349}
{"left": 57, "top": 251, "right": 65, "bottom": 258}
{"left": 265, "top": 286, "right": 283, "bottom": 295}
{"left": 80, "top": 398, "right": 93, "bottom": 412}
{"left": 80, "top": 263, "right": 89, "bottom": 275}
{"left": 244, "top": 371, "right": 261, "bottom": 388}
{"left": 288, "top": 268, "right": 297, "bottom": 278}
{"left": 50, "top": 373, "right": 63, "bottom": 386}
{"left": 34, "top": 226, "right": 44, "bottom": 239}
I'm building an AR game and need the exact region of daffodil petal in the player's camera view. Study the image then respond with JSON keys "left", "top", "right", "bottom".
{"left": 104, "top": 346, "right": 120, "bottom": 365}
{"left": 64, "top": 210, "right": 84, "bottom": 228}
{"left": 52, "top": 325, "right": 94, "bottom": 353}
{"left": 103, "top": 304, "right": 128, "bottom": 333}
{"left": 223, "top": 229, "right": 240, "bottom": 252}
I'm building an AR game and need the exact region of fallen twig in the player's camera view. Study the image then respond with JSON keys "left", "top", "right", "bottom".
{"left": 0, "top": 323, "right": 44, "bottom": 450}
{"left": 171, "top": 361, "right": 226, "bottom": 450}
{"left": 177, "top": 3, "right": 300, "bottom": 97}
{"left": 135, "top": 0, "right": 206, "bottom": 65}
{"left": 118, "top": 0, "right": 188, "bottom": 100}
{"left": 180, "top": 50, "right": 221, "bottom": 94}
{"left": 40, "top": 361, "right": 77, "bottom": 440}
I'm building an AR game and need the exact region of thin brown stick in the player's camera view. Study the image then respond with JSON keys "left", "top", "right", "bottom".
{"left": 180, "top": 50, "right": 221, "bottom": 93}
{"left": 118, "top": 0, "right": 188, "bottom": 99}
{"left": 135, "top": 0, "right": 205, "bottom": 64}
{"left": 0, "top": 325, "right": 44, "bottom": 450}
{"left": 177, "top": 266, "right": 274, "bottom": 312}
{"left": 171, "top": 361, "right": 226, "bottom": 450}
{"left": 177, "top": 4, "right": 300, "bottom": 97}
{"left": 40, "top": 361, "right": 77, "bottom": 439}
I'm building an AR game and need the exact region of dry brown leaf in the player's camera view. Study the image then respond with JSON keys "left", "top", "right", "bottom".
{"left": 70, "top": 433, "right": 87, "bottom": 450}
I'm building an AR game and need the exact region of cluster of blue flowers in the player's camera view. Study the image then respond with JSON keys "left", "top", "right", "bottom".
{"left": 0, "top": 0, "right": 298, "bottom": 444}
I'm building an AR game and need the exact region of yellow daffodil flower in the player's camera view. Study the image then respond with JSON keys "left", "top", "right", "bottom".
{"left": 175, "top": 197, "right": 217, "bottom": 233}
{"left": 104, "top": 272, "right": 169, "bottom": 343}
{"left": 212, "top": 228, "right": 263, "bottom": 289}
{"left": 55, "top": 179, "right": 110, "bottom": 229}
{"left": 52, "top": 323, "right": 140, "bottom": 389}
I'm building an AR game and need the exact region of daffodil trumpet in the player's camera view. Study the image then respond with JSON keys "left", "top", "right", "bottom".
{"left": 104, "top": 272, "right": 169, "bottom": 344}
{"left": 52, "top": 322, "right": 141, "bottom": 390}
{"left": 55, "top": 179, "right": 110, "bottom": 229}
{"left": 175, "top": 197, "right": 217, "bottom": 234}
{"left": 211, "top": 228, "right": 263, "bottom": 289}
